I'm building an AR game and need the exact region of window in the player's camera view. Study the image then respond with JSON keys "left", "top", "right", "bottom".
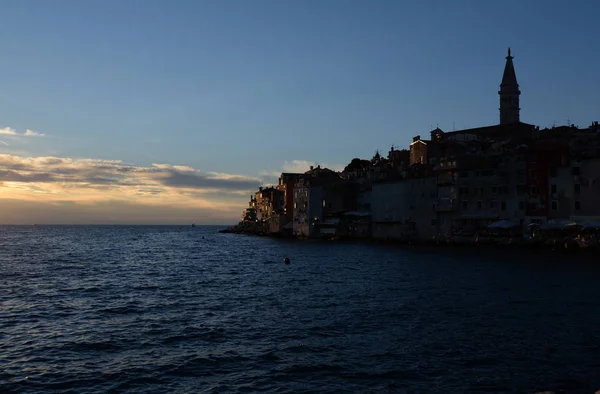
{"left": 572, "top": 167, "right": 581, "bottom": 176}
{"left": 477, "top": 201, "right": 482, "bottom": 210}
{"left": 519, "top": 201, "right": 525, "bottom": 210}
{"left": 462, "top": 201, "right": 468, "bottom": 209}
{"left": 498, "top": 170, "right": 508, "bottom": 177}
{"left": 551, "top": 184, "right": 557, "bottom": 194}
{"left": 550, "top": 167, "right": 557, "bottom": 177}
{"left": 574, "top": 184, "right": 581, "bottom": 194}
{"left": 575, "top": 201, "right": 581, "bottom": 210}
{"left": 529, "top": 186, "right": 538, "bottom": 195}
{"left": 492, "top": 187, "right": 497, "bottom": 194}
{"left": 551, "top": 200, "right": 558, "bottom": 210}
{"left": 460, "top": 171, "right": 469, "bottom": 178}
{"left": 500, "top": 186, "right": 509, "bottom": 194}
{"left": 530, "top": 169, "right": 537, "bottom": 179}
{"left": 430, "top": 219, "right": 438, "bottom": 226}
{"left": 517, "top": 185, "right": 527, "bottom": 195}
{"left": 501, "top": 201, "right": 507, "bottom": 211}
{"left": 529, "top": 154, "right": 536, "bottom": 162}
{"left": 528, "top": 202, "right": 536, "bottom": 211}
{"left": 489, "top": 201, "right": 495, "bottom": 209}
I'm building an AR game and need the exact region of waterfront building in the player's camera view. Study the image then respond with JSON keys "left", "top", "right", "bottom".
{"left": 238, "top": 48, "right": 598, "bottom": 241}
{"left": 278, "top": 173, "right": 302, "bottom": 222}
{"left": 371, "top": 167, "right": 437, "bottom": 240}
{"left": 292, "top": 166, "right": 358, "bottom": 237}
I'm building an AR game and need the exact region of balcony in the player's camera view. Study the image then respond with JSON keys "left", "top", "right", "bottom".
{"left": 437, "top": 173, "right": 457, "bottom": 185}
{"left": 434, "top": 160, "right": 458, "bottom": 171}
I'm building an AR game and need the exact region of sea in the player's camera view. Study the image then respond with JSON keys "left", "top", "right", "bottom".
{"left": 1, "top": 225, "right": 599, "bottom": 394}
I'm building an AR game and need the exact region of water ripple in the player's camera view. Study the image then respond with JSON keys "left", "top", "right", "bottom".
{"left": 1, "top": 225, "right": 600, "bottom": 393}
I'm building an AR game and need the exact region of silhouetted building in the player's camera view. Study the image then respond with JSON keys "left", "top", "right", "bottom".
{"left": 499, "top": 47, "right": 521, "bottom": 125}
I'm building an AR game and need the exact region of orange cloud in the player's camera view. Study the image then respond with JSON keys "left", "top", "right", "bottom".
{"left": 0, "top": 153, "right": 261, "bottom": 224}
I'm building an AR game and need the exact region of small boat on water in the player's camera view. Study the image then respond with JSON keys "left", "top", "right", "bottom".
{"left": 191, "top": 223, "right": 196, "bottom": 227}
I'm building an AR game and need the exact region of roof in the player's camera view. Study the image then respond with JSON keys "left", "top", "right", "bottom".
{"left": 442, "top": 122, "right": 536, "bottom": 138}
{"left": 500, "top": 48, "right": 519, "bottom": 89}
{"left": 410, "top": 139, "right": 429, "bottom": 146}
{"left": 280, "top": 172, "right": 303, "bottom": 178}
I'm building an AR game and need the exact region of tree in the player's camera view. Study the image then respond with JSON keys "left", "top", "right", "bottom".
{"left": 343, "top": 158, "right": 370, "bottom": 173}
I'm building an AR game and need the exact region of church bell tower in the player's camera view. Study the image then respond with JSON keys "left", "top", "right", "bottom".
{"left": 499, "top": 47, "right": 520, "bottom": 124}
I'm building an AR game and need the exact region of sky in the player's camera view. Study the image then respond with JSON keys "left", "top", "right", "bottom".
{"left": 0, "top": 0, "right": 599, "bottom": 224}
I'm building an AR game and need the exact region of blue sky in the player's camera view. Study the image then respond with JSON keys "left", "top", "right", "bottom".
{"left": 0, "top": 0, "right": 599, "bottom": 223}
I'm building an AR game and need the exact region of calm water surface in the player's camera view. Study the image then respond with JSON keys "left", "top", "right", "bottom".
{"left": 1, "top": 225, "right": 599, "bottom": 393}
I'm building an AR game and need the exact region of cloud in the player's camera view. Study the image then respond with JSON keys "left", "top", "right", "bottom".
{"left": 24, "top": 129, "right": 44, "bottom": 137}
{"left": 0, "top": 126, "right": 45, "bottom": 137}
{"left": 260, "top": 159, "right": 345, "bottom": 185}
{"left": 0, "top": 153, "right": 262, "bottom": 224}
{"left": 160, "top": 171, "right": 261, "bottom": 190}
{"left": 0, "top": 127, "right": 17, "bottom": 135}
{"left": 282, "top": 160, "right": 344, "bottom": 173}
{"left": 0, "top": 140, "right": 8, "bottom": 146}
{"left": 282, "top": 160, "right": 314, "bottom": 173}
{"left": 0, "top": 154, "right": 261, "bottom": 192}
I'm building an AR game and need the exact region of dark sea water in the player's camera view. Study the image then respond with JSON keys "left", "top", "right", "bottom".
{"left": 1, "top": 225, "right": 600, "bottom": 394}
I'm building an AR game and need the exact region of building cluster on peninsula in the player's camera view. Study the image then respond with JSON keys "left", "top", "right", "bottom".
{"left": 230, "top": 49, "right": 600, "bottom": 247}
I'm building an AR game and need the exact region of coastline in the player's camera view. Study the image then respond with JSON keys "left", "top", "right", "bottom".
{"left": 218, "top": 225, "right": 596, "bottom": 253}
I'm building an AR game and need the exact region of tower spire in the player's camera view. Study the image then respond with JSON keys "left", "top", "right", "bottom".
{"left": 499, "top": 47, "right": 521, "bottom": 124}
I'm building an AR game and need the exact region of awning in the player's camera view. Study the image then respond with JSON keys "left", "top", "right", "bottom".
{"left": 343, "top": 211, "right": 371, "bottom": 217}
{"left": 456, "top": 214, "right": 498, "bottom": 220}
{"left": 541, "top": 219, "right": 578, "bottom": 230}
{"left": 582, "top": 221, "right": 600, "bottom": 231}
{"left": 488, "top": 220, "right": 520, "bottom": 229}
